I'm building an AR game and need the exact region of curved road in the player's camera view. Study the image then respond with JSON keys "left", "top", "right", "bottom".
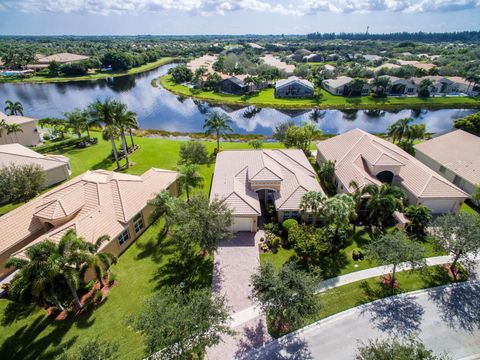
{"left": 243, "top": 281, "right": 480, "bottom": 360}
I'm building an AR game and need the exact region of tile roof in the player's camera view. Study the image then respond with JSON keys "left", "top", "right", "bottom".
{"left": 316, "top": 128, "right": 468, "bottom": 200}
{"left": 210, "top": 150, "right": 324, "bottom": 215}
{"left": 0, "top": 168, "right": 177, "bottom": 258}
{"left": 275, "top": 76, "right": 314, "bottom": 90}
{"left": 37, "top": 53, "right": 90, "bottom": 64}
{"left": 323, "top": 76, "right": 353, "bottom": 89}
{"left": 0, "top": 112, "right": 36, "bottom": 125}
{"left": 0, "top": 144, "right": 69, "bottom": 171}
{"left": 415, "top": 130, "right": 480, "bottom": 186}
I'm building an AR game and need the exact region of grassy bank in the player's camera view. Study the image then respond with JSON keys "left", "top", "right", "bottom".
{"left": 160, "top": 74, "right": 480, "bottom": 110}
{"left": 0, "top": 58, "right": 175, "bottom": 84}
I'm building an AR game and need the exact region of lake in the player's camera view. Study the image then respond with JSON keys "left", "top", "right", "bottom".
{"left": 0, "top": 63, "right": 477, "bottom": 135}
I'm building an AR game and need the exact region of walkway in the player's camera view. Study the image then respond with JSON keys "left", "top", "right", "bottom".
{"left": 243, "top": 281, "right": 480, "bottom": 359}
{"left": 206, "top": 231, "right": 270, "bottom": 360}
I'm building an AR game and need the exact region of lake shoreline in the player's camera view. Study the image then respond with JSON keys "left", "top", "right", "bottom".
{"left": 158, "top": 74, "right": 480, "bottom": 111}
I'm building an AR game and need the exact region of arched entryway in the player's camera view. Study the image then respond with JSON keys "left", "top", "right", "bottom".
{"left": 376, "top": 170, "right": 394, "bottom": 184}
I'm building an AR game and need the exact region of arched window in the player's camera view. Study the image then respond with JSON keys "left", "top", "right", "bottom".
{"left": 376, "top": 170, "right": 394, "bottom": 184}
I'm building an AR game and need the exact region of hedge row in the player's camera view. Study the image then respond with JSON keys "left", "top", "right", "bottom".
{"left": 35, "top": 136, "right": 89, "bottom": 153}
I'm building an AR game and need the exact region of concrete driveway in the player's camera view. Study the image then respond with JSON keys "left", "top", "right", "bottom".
{"left": 207, "top": 231, "right": 270, "bottom": 360}
{"left": 243, "top": 281, "right": 480, "bottom": 360}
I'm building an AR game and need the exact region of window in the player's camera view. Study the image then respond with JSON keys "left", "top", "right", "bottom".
{"left": 117, "top": 229, "right": 130, "bottom": 246}
{"left": 453, "top": 175, "right": 463, "bottom": 187}
{"left": 407, "top": 88, "right": 414, "bottom": 93}
{"left": 439, "top": 165, "right": 446, "bottom": 174}
{"left": 133, "top": 213, "right": 144, "bottom": 234}
{"left": 283, "top": 211, "right": 291, "bottom": 219}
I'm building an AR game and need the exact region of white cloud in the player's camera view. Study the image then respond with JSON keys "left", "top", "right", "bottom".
{"left": 0, "top": 0, "right": 478, "bottom": 16}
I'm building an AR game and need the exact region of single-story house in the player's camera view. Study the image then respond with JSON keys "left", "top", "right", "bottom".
{"left": 214, "top": 76, "right": 250, "bottom": 95}
{"left": 0, "top": 144, "right": 71, "bottom": 187}
{"left": 323, "top": 76, "right": 353, "bottom": 95}
{"left": 0, "top": 168, "right": 178, "bottom": 279}
{"left": 316, "top": 128, "right": 468, "bottom": 215}
{"left": 415, "top": 130, "right": 480, "bottom": 197}
{"left": 363, "top": 54, "right": 382, "bottom": 62}
{"left": 0, "top": 112, "right": 41, "bottom": 147}
{"left": 382, "top": 76, "right": 417, "bottom": 95}
{"left": 36, "top": 53, "right": 90, "bottom": 65}
{"left": 210, "top": 149, "right": 325, "bottom": 232}
{"left": 323, "top": 64, "right": 336, "bottom": 72}
{"left": 397, "top": 60, "right": 436, "bottom": 71}
{"left": 303, "top": 54, "right": 323, "bottom": 63}
{"left": 275, "top": 76, "right": 314, "bottom": 98}
{"left": 448, "top": 77, "right": 479, "bottom": 96}
{"left": 372, "top": 63, "right": 401, "bottom": 73}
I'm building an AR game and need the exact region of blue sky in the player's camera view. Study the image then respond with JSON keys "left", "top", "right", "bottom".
{"left": 0, "top": 0, "right": 479, "bottom": 35}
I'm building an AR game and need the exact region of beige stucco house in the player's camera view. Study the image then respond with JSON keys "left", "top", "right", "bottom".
{"left": 0, "top": 144, "right": 71, "bottom": 187}
{"left": 0, "top": 112, "right": 41, "bottom": 147}
{"left": 316, "top": 129, "right": 468, "bottom": 215}
{"left": 210, "top": 150, "right": 324, "bottom": 232}
{"left": 0, "top": 168, "right": 178, "bottom": 279}
{"left": 415, "top": 130, "right": 480, "bottom": 197}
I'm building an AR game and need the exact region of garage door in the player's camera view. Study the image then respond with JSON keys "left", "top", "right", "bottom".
{"left": 232, "top": 217, "right": 253, "bottom": 232}
{"left": 422, "top": 200, "right": 457, "bottom": 214}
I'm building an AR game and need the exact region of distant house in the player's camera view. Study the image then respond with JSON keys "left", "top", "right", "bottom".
{"left": 448, "top": 77, "right": 479, "bottom": 96}
{"left": 36, "top": 53, "right": 90, "bottom": 65}
{"left": 323, "top": 64, "right": 336, "bottom": 72}
{"left": 0, "top": 168, "right": 178, "bottom": 279}
{"left": 373, "top": 63, "right": 401, "bottom": 73}
{"left": 210, "top": 150, "right": 324, "bottom": 231}
{"left": 382, "top": 76, "right": 417, "bottom": 95}
{"left": 0, "top": 144, "right": 71, "bottom": 187}
{"left": 397, "top": 60, "right": 436, "bottom": 71}
{"left": 214, "top": 77, "right": 250, "bottom": 95}
{"left": 303, "top": 54, "right": 323, "bottom": 63}
{"left": 363, "top": 54, "right": 382, "bottom": 62}
{"left": 275, "top": 76, "right": 314, "bottom": 98}
{"left": 323, "top": 76, "right": 353, "bottom": 95}
{"left": 0, "top": 112, "right": 41, "bottom": 147}
{"left": 415, "top": 130, "right": 480, "bottom": 197}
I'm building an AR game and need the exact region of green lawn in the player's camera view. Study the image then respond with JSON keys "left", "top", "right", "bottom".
{"left": 460, "top": 202, "right": 479, "bottom": 215}
{"left": 0, "top": 58, "right": 175, "bottom": 84}
{"left": 270, "top": 265, "right": 463, "bottom": 338}
{"left": 160, "top": 74, "right": 480, "bottom": 110}
{"left": 260, "top": 227, "right": 444, "bottom": 280}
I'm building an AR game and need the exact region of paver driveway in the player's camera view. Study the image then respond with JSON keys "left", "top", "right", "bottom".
{"left": 206, "top": 231, "right": 270, "bottom": 359}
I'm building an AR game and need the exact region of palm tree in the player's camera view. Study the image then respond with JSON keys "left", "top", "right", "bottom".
{"left": 88, "top": 99, "right": 121, "bottom": 169}
{"left": 114, "top": 102, "right": 138, "bottom": 168}
{"left": 4, "top": 100, "right": 24, "bottom": 116}
{"left": 372, "top": 76, "right": 391, "bottom": 97}
{"left": 406, "top": 123, "right": 426, "bottom": 142}
{"left": 362, "top": 184, "right": 405, "bottom": 232}
{"left": 303, "top": 122, "right": 323, "bottom": 152}
{"left": 348, "top": 180, "right": 363, "bottom": 233}
{"left": 84, "top": 235, "right": 117, "bottom": 288}
{"left": 387, "top": 118, "right": 413, "bottom": 144}
{"left": 64, "top": 108, "right": 88, "bottom": 139}
{"left": 6, "top": 123, "right": 23, "bottom": 142}
{"left": 38, "top": 117, "right": 69, "bottom": 140}
{"left": 299, "top": 191, "right": 326, "bottom": 225}
{"left": 178, "top": 164, "right": 204, "bottom": 201}
{"left": 203, "top": 111, "right": 233, "bottom": 152}
{"left": 148, "top": 190, "right": 181, "bottom": 236}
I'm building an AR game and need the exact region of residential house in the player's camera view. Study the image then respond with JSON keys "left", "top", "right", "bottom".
{"left": 415, "top": 130, "right": 480, "bottom": 197}
{"left": 323, "top": 64, "right": 336, "bottom": 72}
{"left": 275, "top": 76, "right": 314, "bottom": 98}
{"left": 0, "top": 144, "right": 71, "bottom": 187}
{"left": 36, "top": 53, "right": 90, "bottom": 65}
{"left": 0, "top": 112, "right": 41, "bottom": 147}
{"left": 323, "top": 76, "right": 371, "bottom": 96}
{"left": 382, "top": 76, "right": 417, "bottom": 95}
{"left": 261, "top": 54, "right": 295, "bottom": 74}
{"left": 362, "top": 54, "right": 382, "bottom": 62}
{"left": 214, "top": 76, "right": 250, "bottom": 95}
{"left": 397, "top": 60, "right": 436, "bottom": 71}
{"left": 0, "top": 168, "right": 178, "bottom": 279}
{"left": 372, "top": 63, "right": 401, "bottom": 73}
{"left": 449, "top": 77, "right": 479, "bottom": 96}
{"left": 316, "top": 129, "right": 468, "bottom": 215}
{"left": 303, "top": 54, "right": 323, "bottom": 63}
{"left": 210, "top": 150, "right": 325, "bottom": 232}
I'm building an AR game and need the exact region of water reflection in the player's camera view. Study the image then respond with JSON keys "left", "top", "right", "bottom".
{"left": 0, "top": 63, "right": 477, "bottom": 135}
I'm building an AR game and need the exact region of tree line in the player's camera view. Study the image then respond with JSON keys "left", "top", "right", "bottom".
{"left": 307, "top": 31, "right": 480, "bottom": 43}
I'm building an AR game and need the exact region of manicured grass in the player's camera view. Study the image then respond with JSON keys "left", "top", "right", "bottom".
{"left": 0, "top": 58, "right": 175, "bottom": 84}
{"left": 160, "top": 74, "right": 480, "bottom": 110}
{"left": 270, "top": 265, "right": 463, "bottom": 338}
{"left": 460, "top": 202, "right": 479, "bottom": 215}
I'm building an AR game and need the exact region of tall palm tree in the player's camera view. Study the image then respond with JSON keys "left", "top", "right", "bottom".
{"left": 203, "top": 111, "right": 233, "bottom": 152}
{"left": 362, "top": 184, "right": 405, "bottom": 231}
{"left": 148, "top": 190, "right": 181, "bottom": 236}
{"left": 64, "top": 108, "right": 88, "bottom": 139}
{"left": 406, "top": 123, "right": 426, "bottom": 142}
{"left": 178, "top": 164, "right": 204, "bottom": 201}
{"left": 0, "top": 119, "right": 8, "bottom": 140}
{"left": 88, "top": 99, "right": 121, "bottom": 169}
{"left": 84, "top": 235, "right": 117, "bottom": 288}
{"left": 387, "top": 117, "right": 413, "bottom": 144}
{"left": 372, "top": 76, "right": 391, "bottom": 97}
{"left": 299, "top": 191, "right": 326, "bottom": 225}
{"left": 114, "top": 102, "right": 138, "bottom": 168}
{"left": 6, "top": 123, "right": 23, "bottom": 142}
{"left": 4, "top": 100, "right": 24, "bottom": 116}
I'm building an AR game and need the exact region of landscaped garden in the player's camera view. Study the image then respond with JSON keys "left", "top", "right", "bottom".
{"left": 160, "top": 73, "right": 480, "bottom": 110}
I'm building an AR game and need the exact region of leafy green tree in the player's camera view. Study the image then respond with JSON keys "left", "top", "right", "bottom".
{"left": 362, "top": 184, "right": 405, "bottom": 231}
{"left": 101, "top": 51, "right": 133, "bottom": 71}
{"left": 418, "top": 78, "right": 433, "bottom": 98}
{"left": 179, "top": 141, "right": 209, "bottom": 165}
{"left": 318, "top": 160, "right": 336, "bottom": 194}
{"left": 132, "top": 286, "right": 232, "bottom": 359}
{"left": 4, "top": 100, "right": 24, "bottom": 116}
{"left": 248, "top": 139, "right": 264, "bottom": 149}
{"left": 320, "top": 194, "right": 356, "bottom": 249}
{"left": 346, "top": 78, "right": 366, "bottom": 97}
{"left": 291, "top": 225, "right": 331, "bottom": 266}
{"left": 366, "top": 231, "right": 426, "bottom": 291}
{"left": 148, "top": 190, "right": 181, "bottom": 236}
{"left": 356, "top": 337, "right": 450, "bottom": 360}
{"left": 372, "top": 76, "right": 391, "bottom": 97}
{"left": 294, "top": 64, "right": 312, "bottom": 79}
{"left": 404, "top": 205, "right": 432, "bottom": 240}
{"left": 272, "top": 120, "right": 294, "bottom": 143}
{"left": 299, "top": 191, "right": 326, "bottom": 225}
{"left": 64, "top": 108, "right": 89, "bottom": 138}
{"left": 432, "top": 213, "right": 480, "bottom": 276}
{"left": 283, "top": 126, "right": 309, "bottom": 152}
{"left": 178, "top": 164, "right": 204, "bottom": 201}
{"left": 57, "top": 337, "right": 119, "bottom": 360}
{"left": 48, "top": 60, "right": 62, "bottom": 77}
{"left": 303, "top": 122, "right": 323, "bottom": 151}
{"left": 170, "top": 195, "right": 233, "bottom": 255}
{"left": 84, "top": 235, "right": 117, "bottom": 288}
{"left": 250, "top": 262, "right": 319, "bottom": 332}
{"left": 0, "top": 163, "right": 45, "bottom": 204}
{"left": 169, "top": 64, "right": 193, "bottom": 84}
{"left": 203, "top": 111, "right": 233, "bottom": 152}
{"left": 454, "top": 112, "right": 480, "bottom": 136}
{"left": 61, "top": 62, "right": 89, "bottom": 76}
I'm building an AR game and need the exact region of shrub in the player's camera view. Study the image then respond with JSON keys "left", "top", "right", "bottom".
{"left": 42, "top": 133, "right": 51, "bottom": 141}
{"left": 352, "top": 249, "right": 359, "bottom": 261}
{"left": 35, "top": 136, "right": 90, "bottom": 153}
{"left": 178, "top": 141, "right": 209, "bottom": 165}
{"left": 282, "top": 219, "right": 299, "bottom": 234}
{"left": 108, "top": 273, "right": 117, "bottom": 286}
{"left": 0, "top": 163, "right": 45, "bottom": 204}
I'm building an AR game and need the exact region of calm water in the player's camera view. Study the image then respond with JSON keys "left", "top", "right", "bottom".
{"left": 0, "top": 64, "right": 477, "bottom": 135}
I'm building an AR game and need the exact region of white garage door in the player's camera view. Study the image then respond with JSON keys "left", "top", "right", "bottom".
{"left": 232, "top": 217, "right": 253, "bottom": 232}
{"left": 422, "top": 200, "right": 457, "bottom": 214}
